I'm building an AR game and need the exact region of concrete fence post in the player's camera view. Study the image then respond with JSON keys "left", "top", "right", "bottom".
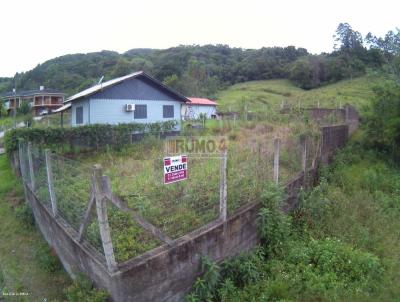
{"left": 92, "top": 164, "right": 118, "bottom": 273}
{"left": 27, "top": 142, "right": 36, "bottom": 191}
{"left": 45, "top": 149, "right": 58, "bottom": 217}
{"left": 18, "top": 141, "right": 30, "bottom": 203}
{"left": 301, "top": 136, "right": 308, "bottom": 187}
{"left": 219, "top": 149, "right": 228, "bottom": 222}
{"left": 273, "top": 138, "right": 280, "bottom": 185}
{"left": 301, "top": 136, "right": 307, "bottom": 175}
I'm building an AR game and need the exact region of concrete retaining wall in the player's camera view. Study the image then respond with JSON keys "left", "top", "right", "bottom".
{"left": 18, "top": 122, "right": 352, "bottom": 302}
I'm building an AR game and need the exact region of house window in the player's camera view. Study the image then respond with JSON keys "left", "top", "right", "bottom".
{"left": 76, "top": 106, "right": 83, "bottom": 124}
{"left": 134, "top": 104, "right": 147, "bottom": 119}
{"left": 163, "top": 105, "right": 174, "bottom": 118}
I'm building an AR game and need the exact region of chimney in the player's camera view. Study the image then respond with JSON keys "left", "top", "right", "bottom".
{"left": 40, "top": 86, "right": 44, "bottom": 91}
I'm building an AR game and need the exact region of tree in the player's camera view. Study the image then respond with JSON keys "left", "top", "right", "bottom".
{"left": 17, "top": 102, "right": 30, "bottom": 115}
{"left": 334, "top": 23, "right": 364, "bottom": 51}
{"left": 364, "top": 81, "right": 400, "bottom": 161}
{"left": 289, "top": 56, "right": 326, "bottom": 89}
{"left": 366, "top": 29, "right": 400, "bottom": 81}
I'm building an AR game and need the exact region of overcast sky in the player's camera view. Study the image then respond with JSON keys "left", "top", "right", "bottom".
{"left": 0, "top": 0, "right": 398, "bottom": 77}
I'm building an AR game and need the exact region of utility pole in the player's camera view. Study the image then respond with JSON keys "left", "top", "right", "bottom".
{"left": 13, "top": 76, "right": 17, "bottom": 129}
{"left": 13, "top": 88, "right": 16, "bottom": 129}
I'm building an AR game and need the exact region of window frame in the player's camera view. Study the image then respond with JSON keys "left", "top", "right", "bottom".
{"left": 76, "top": 106, "right": 83, "bottom": 125}
{"left": 134, "top": 104, "right": 147, "bottom": 119}
{"left": 163, "top": 105, "right": 174, "bottom": 118}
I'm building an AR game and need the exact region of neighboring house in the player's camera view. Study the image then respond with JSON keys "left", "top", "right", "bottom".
{"left": 182, "top": 97, "right": 217, "bottom": 120}
{"left": 65, "top": 71, "right": 189, "bottom": 129}
{"left": 0, "top": 86, "right": 65, "bottom": 116}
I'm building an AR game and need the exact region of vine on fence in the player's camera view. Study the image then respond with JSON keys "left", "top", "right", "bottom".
{"left": 4, "top": 120, "right": 178, "bottom": 155}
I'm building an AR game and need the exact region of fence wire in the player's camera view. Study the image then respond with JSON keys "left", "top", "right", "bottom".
{"left": 30, "top": 146, "right": 52, "bottom": 209}
{"left": 108, "top": 155, "right": 221, "bottom": 240}
{"left": 18, "top": 131, "right": 320, "bottom": 264}
{"left": 227, "top": 141, "right": 274, "bottom": 215}
{"left": 18, "top": 141, "right": 31, "bottom": 185}
{"left": 50, "top": 153, "right": 92, "bottom": 231}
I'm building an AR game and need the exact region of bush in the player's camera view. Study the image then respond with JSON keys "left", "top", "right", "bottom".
{"left": 0, "top": 268, "right": 4, "bottom": 288}
{"left": 65, "top": 273, "right": 109, "bottom": 302}
{"left": 257, "top": 184, "right": 291, "bottom": 258}
{"left": 4, "top": 120, "right": 178, "bottom": 156}
{"left": 14, "top": 203, "right": 35, "bottom": 227}
{"left": 364, "top": 81, "right": 400, "bottom": 161}
{"left": 17, "top": 102, "right": 30, "bottom": 115}
{"left": 35, "top": 244, "right": 62, "bottom": 273}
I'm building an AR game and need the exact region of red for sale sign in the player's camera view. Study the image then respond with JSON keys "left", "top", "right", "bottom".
{"left": 163, "top": 155, "right": 188, "bottom": 184}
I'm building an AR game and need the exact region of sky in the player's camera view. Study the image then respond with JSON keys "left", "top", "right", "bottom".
{"left": 0, "top": 0, "right": 398, "bottom": 77}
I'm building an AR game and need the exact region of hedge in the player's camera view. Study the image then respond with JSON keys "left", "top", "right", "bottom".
{"left": 4, "top": 120, "right": 178, "bottom": 156}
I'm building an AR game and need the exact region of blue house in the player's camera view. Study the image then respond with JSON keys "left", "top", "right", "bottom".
{"left": 64, "top": 71, "right": 189, "bottom": 129}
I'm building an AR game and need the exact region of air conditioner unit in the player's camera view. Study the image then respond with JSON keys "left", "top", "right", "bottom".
{"left": 125, "top": 104, "right": 135, "bottom": 112}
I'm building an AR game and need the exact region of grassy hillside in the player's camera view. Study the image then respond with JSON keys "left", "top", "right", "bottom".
{"left": 216, "top": 74, "right": 381, "bottom": 113}
{"left": 0, "top": 156, "right": 70, "bottom": 300}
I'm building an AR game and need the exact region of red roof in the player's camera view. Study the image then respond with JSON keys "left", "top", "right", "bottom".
{"left": 187, "top": 97, "right": 217, "bottom": 106}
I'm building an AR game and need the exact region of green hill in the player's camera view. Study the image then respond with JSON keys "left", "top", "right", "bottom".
{"left": 216, "top": 74, "right": 382, "bottom": 113}
{"left": 0, "top": 46, "right": 308, "bottom": 97}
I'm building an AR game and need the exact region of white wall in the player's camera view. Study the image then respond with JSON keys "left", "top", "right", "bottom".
{"left": 71, "top": 98, "right": 182, "bottom": 130}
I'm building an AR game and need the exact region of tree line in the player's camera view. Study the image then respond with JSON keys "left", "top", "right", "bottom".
{"left": 0, "top": 23, "right": 398, "bottom": 98}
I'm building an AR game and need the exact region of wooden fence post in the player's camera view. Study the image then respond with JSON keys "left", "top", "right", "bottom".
{"left": 45, "top": 149, "right": 58, "bottom": 217}
{"left": 92, "top": 164, "right": 117, "bottom": 273}
{"left": 219, "top": 149, "right": 228, "bottom": 222}
{"left": 273, "top": 138, "right": 280, "bottom": 185}
{"left": 27, "top": 142, "right": 35, "bottom": 191}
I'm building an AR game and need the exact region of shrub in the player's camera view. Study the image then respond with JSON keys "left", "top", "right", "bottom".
{"left": 0, "top": 268, "right": 4, "bottom": 288}
{"left": 17, "top": 102, "right": 30, "bottom": 115}
{"left": 35, "top": 244, "right": 62, "bottom": 273}
{"left": 65, "top": 273, "right": 108, "bottom": 302}
{"left": 4, "top": 120, "right": 178, "bottom": 156}
{"left": 220, "top": 248, "right": 265, "bottom": 287}
{"left": 14, "top": 203, "right": 35, "bottom": 227}
{"left": 188, "top": 257, "right": 220, "bottom": 301}
{"left": 257, "top": 184, "right": 291, "bottom": 258}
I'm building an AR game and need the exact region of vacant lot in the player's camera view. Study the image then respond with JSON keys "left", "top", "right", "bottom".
{"left": 64, "top": 119, "right": 319, "bottom": 262}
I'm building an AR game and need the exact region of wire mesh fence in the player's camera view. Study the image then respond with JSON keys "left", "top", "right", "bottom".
{"left": 227, "top": 140, "right": 274, "bottom": 215}
{"left": 50, "top": 153, "right": 92, "bottom": 231}
{"left": 108, "top": 155, "right": 221, "bottom": 240}
{"left": 17, "top": 130, "right": 320, "bottom": 265}
{"left": 18, "top": 141, "right": 103, "bottom": 255}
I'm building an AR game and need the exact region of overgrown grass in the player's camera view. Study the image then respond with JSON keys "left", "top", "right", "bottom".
{"left": 187, "top": 138, "right": 400, "bottom": 301}
{"left": 216, "top": 74, "right": 382, "bottom": 114}
{"left": 0, "top": 155, "right": 70, "bottom": 301}
{"left": 65, "top": 119, "right": 319, "bottom": 261}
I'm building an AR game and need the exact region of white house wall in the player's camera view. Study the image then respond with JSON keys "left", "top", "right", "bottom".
{"left": 71, "top": 99, "right": 90, "bottom": 126}
{"left": 72, "top": 98, "right": 181, "bottom": 130}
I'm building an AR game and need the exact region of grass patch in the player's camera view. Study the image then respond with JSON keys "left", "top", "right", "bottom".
{"left": 216, "top": 74, "right": 381, "bottom": 114}
{"left": 0, "top": 155, "right": 70, "bottom": 301}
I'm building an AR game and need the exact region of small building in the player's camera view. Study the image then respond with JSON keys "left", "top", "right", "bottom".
{"left": 182, "top": 97, "right": 217, "bottom": 120}
{"left": 0, "top": 87, "right": 65, "bottom": 116}
{"left": 65, "top": 71, "right": 189, "bottom": 129}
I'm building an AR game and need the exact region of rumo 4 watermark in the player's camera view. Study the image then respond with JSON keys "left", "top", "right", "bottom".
{"left": 164, "top": 136, "right": 228, "bottom": 155}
